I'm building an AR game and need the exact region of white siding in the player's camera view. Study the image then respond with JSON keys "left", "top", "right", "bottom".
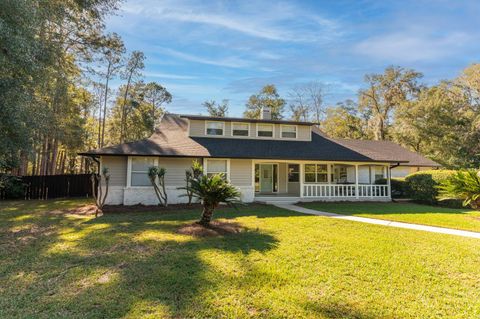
{"left": 101, "top": 156, "right": 127, "bottom": 187}
{"left": 230, "top": 159, "right": 252, "bottom": 186}
{"left": 160, "top": 158, "right": 200, "bottom": 185}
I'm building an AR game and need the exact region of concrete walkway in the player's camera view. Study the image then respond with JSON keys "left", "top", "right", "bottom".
{"left": 273, "top": 203, "right": 480, "bottom": 239}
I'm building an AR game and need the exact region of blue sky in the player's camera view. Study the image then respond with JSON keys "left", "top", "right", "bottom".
{"left": 105, "top": 0, "right": 480, "bottom": 117}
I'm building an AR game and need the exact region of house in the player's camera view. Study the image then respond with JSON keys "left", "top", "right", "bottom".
{"left": 80, "top": 110, "right": 439, "bottom": 205}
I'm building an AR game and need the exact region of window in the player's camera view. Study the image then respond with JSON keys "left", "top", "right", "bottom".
{"left": 281, "top": 125, "right": 297, "bottom": 138}
{"left": 304, "top": 164, "right": 328, "bottom": 183}
{"left": 130, "top": 157, "right": 157, "bottom": 186}
{"left": 288, "top": 164, "right": 300, "bottom": 182}
{"left": 206, "top": 121, "right": 224, "bottom": 136}
{"left": 232, "top": 122, "right": 249, "bottom": 136}
{"left": 206, "top": 159, "right": 228, "bottom": 179}
{"left": 375, "top": 166, "right": 385, "bottom": 182}
{"left": 257, "top": 124, "right": 274, "bottom": 137}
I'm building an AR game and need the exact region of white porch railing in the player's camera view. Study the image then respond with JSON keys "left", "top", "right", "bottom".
{"left": 303, "top": 184, "right": 389, "bottom": 198}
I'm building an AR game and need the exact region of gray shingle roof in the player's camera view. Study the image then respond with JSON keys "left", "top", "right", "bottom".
{"left": 80, "top": 114, "right": 440, "bottom": 166}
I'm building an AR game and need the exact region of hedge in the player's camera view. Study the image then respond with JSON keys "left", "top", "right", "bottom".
{"left": 376, "top": 177, "right": 408, "bottom": 198}
{"left": 405, "top": 170, "right": 457, "bottom": 205}
{"left": 0, "top": 174, "right": 25, "bottom": 199}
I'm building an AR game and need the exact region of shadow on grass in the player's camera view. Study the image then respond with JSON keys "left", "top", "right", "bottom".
{"left": 53, "top": 220, "right": 278, "bottom": 317}
{"left": 1, "top": 201, "right": 300, "bottom": 318}
{"left": 303, "top": 300, "right": 375, "bottom": 319}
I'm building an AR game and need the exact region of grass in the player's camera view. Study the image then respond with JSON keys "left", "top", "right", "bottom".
{"left": 298, "top": 201, "right": 480, "bottom": 232}
{"left": 1, "top": 199, "right": 480, "bottom": 318}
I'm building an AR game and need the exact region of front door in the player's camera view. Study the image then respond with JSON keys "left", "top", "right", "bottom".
{"left": 260, "top": 164, "right": 274, "bottom": 193}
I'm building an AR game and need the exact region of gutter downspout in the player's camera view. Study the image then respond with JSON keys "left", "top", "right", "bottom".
{"left": 390, "top": 162, "right": 401, "bottom": 170}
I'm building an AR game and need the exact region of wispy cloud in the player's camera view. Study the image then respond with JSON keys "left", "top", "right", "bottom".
{"left": 122, "top": 0, "right": 340, "bottom": 43}
{"left": 354, "top": 31, "right": 471, "bottom": 62}
{"left": 154, "top": 47, "right": 252, "bottom": 68}
{"left": 144, "top": 71, "right": 197, "bottom": 80}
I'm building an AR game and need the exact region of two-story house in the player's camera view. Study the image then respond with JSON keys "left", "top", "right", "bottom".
{"left": 80, "top": 109, "right": 439, "bottom": 205}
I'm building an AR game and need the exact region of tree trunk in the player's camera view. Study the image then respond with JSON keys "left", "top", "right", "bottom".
{"left": 40, "top": 137, "right": 48, "bottom": 176}
{"left": 60, "top": 151, "right": 66, "bottom": 174}
{"left": 120, "top": 75, "right": 133, "bottom": 143}
{"left": 198, "top": 203, "right": 217, "bottom": 226}
{"left": 50, "top": 139, "right": 58, "bottom": 175}
{"left": 101, "top": 63, "right": 111, "bottom": 148}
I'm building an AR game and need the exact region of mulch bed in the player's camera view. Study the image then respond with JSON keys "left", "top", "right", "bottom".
{"left": 177, "top": 221, "right": 245, "bottom": 237}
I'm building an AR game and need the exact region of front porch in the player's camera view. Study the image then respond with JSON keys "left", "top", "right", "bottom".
{"left": 253, "top": 160, "right": 391, "bottom": 202}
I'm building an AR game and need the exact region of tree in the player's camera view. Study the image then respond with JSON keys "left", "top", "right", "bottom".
{"left": 393, "top": 83, "right": 480, "bottom": 168}
{"left": 182, "top": 174, "right": 240, "bottom": 226}
{"left": 119, "top": 51, "right": 145, "bottom": 143}
{"left": 108, "top": 81, "right": 171, "bottom": 143}
{"left": 244, "top": 84, "right": 285, "bottom": 119}
{"left": 438, "top": 170, "right": 480, "bottom": 209}
{"left": 94, "top": 33, "right": 125, "bottom": 147}
{"left": 359, "top": 66, "right": 422, "bottom": 140}
{"left": 141, "top": 82, "right": 172, "bottom": 131}
{"left": 0, "top": 0, "right": 120, "bottom": 173}
{"left": 289, "top": 81, "right": 327, "bottom": 123}
{"left": 203, "top": 100, "right": 229, "bottom": 117}
{"left": 148, "top": 166, "right": 168, "bottom": 207}
{"left": 322, "top": 100, "right": 369, "bottom": 139}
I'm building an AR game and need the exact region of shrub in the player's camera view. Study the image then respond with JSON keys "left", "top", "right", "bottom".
{"left": 405, "top": 170, "right": 457, "bottom": 204}
{"left": 438, "top": 170, "right": 480, "bottom": 209}
{"left": 391, "top": 178, "right": 408, "bottom": 198}
{"left": 0, "top": 174, "right": 24, "bottom": 199}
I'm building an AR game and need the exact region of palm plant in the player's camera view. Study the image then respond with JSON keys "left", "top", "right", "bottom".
{"left": 148, "top": 166, "right": 168, "bottom": 207}
{"left": 182, "top": 173, "right": 241, "bottom": 226}
{"left": 438, "top": 170, "right": 480, "bottom": 209}
{"left": 184, "top": 160, "right": 205, "bottom": 205}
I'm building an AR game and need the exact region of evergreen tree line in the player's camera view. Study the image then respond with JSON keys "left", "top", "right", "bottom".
{"left": 1, "top": 0, "right": 172, "bottom": 175}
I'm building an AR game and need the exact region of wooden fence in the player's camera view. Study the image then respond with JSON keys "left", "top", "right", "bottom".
{"left": 1, "top": 174, "right": 96, "bottom": 200}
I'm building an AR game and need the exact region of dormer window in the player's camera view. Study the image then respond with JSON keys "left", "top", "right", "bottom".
{"left": 206, "top": 121, "right": 224, "bottom": 136}
{"left": 232, "top": 122, "right": 249, "bottom": 136}
{"left": 281, "top": 125, "right": 297, "bottom": 138}
{"left": 257, "top": 124, "right": 274, "bottom": 137}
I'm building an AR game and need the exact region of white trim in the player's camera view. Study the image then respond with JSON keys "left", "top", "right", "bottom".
{"left": 256, "top": 123, "right": 275, "bottom": 138}
{"left": 230, "top": 122, "right": 250, "bottom": 138}
{"left": 285, "top": 163, "right": 289, "bottom": 193}
{"left": 355, "top": 164, "right": 359, "bottom": 199}
{"left": 204, "top": 158, "right": 230, "bottom": 181}
{"left": 205, "top": 121, "right": 225, "bottom": 136}
{"left": 127, "top": 156, "right": 159, "bottom": 188}
{"left": 126, "top": 156, "right": 132, "bottom": 187}
{"left": 280, "top": 124, "right": 298, "bottom": 139}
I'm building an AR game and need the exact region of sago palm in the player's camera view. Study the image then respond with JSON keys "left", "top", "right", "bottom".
{"left": 183, "top": 174, "right": 241, "bottom": 226}
{"left": 438, "top": 170, "right": 480, "bottom": 209}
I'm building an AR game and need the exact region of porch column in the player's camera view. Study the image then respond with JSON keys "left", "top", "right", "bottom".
{"left": 387, "top": 164, "right": 391, "bottom": 199}
{"left": 355, "top": 164, "right": 359, "bottom": 199}
{"left": 299, "top": 163, "right": 304, "bottom": 198}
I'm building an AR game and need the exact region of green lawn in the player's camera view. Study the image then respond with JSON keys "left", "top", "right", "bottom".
{"left": 1, "top": 199, "right": 480, "bottom": 318}
{"left": 298, "top": 202, "right": 480, "bottom": 232}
